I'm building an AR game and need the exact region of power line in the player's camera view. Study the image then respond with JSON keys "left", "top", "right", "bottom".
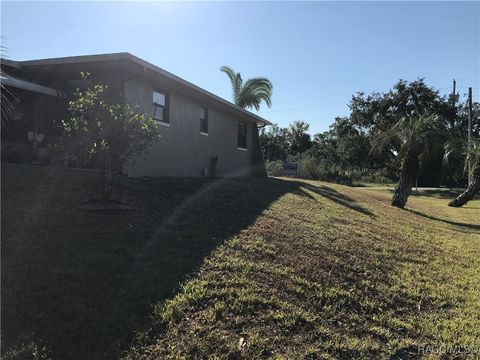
{"left": 269, "top": 85, "right": 474, "bottom": 106}
{"left": 259, "top": 84, "right": 479, "bottom": 115}
{"left": 272, "top": 91, "right": 352, "bottom": 105}
{"left": 261, "top": 102, "right": 347, "bottom": 114}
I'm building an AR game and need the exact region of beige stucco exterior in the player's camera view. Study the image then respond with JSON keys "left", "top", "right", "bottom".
{"left": 123, "top": 77, "right": 254, "bottom": 177}
{"left": 2, "top": 52, "right": 270, "bottom": 177}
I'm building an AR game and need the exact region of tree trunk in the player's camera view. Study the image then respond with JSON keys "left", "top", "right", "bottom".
{"left": 448, "top": 163, "right": 480, "bottom": 207}
{"left": 391, "top": 156, "right": 417, "bottom": 209}
{"left": 102, "top": 147, "right": 113, "bottom": 202}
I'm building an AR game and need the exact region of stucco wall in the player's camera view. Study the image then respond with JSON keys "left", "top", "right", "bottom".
{"left": 123, "top": 77, "right": 253, "bottom": 177}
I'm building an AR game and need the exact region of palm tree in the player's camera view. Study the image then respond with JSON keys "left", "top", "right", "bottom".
{"left": 372, "top": 114, "right": 443, "bottom": 209}
{"left": 220, "top": 66, "right": 272, "bottom": 110}
{"left": 444, "top": 137, "right": 480, "bottom": 207}
{"left": 1, "top": 42, "right": 17, "bottom": 128}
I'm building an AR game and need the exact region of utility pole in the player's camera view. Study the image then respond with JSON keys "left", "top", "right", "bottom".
{"left": 468, "top": 87, "right": 473, "bottom": 186}
{"left": 449, "top": 79, "right": 457, "bottom": 130}
{"left": 451, "top": 79, "right": 456, "bottom": 105}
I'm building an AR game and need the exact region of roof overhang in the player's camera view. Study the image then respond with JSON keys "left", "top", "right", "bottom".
{"left": 1, "top": 73, "right": 66, "bottom": 98}
{"left": 0, "top": 58, "right": 22, "bottom": 69}
{"left": 8, "top": 52, "right": 272, "bottom": 126}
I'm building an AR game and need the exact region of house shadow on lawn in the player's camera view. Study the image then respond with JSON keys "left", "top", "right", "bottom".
{"left": 409, "top": 188, "right": 463, "bottom": 198}
{"left": 295, "top": 182, "right": 375, "bottom": 217}
{"left": 406, "top": 208, "right": 480, "bottom": 232}
{"left": 385, "top": 187, "right": 473, "bottom": 200}
{"left": 1, "top": 164, "right": 305, "bottom": 360}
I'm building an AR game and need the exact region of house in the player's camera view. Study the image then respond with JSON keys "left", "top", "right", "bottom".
{"left": 1, "top": 53, "right": 271, "bottom": 177}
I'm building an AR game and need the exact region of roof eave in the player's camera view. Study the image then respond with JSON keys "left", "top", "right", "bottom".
{"left": 0, "top": 58, "right": 22, "bottom": 69}
{"left": 17, "top": 52, "right": 273, "bottom": 126}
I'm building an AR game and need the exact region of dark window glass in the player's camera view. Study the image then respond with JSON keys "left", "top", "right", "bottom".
{"left": 153, "top": 91, "right": 168, "bottom": 123}
{"left": 200, "top": 106, "right": 208, "bottom": 134}
{"left": 237, "top": 122, "right": 247, "bottom": 149}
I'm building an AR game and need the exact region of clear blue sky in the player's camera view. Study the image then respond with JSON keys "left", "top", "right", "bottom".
{"left": 1, "top": 1, "right": 479, "bottom": 134}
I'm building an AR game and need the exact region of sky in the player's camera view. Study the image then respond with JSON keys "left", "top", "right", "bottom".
{"left": 1, "top": 1, "right": 479, "bottom": 134}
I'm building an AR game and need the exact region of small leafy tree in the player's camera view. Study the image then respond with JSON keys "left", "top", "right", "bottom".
{"left": 349, "top": 79, "right": 454, "bottom": 184}
{"left": 62, "top": 74, "right": 160, "bottom": 201}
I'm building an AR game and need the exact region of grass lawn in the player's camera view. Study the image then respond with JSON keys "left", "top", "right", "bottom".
{"left": 2, "top": 164, "right": 479, "bottom": 359}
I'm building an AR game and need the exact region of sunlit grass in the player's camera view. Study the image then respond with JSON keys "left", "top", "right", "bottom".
{"left": 2, "top": 164, "right": 478, "bottom": 359}
{"left": 128, "top": 179, "right": 480, "bottom": 359}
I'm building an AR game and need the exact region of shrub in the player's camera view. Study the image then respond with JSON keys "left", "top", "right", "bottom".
{"left": 61, "top": 73, "right": 160, "bottom": 201}
{"left": 265, "top": 160, "right": 284, "bottom": 177}
{"left": 294, "top": 155, "right": 353, "bottom": 185}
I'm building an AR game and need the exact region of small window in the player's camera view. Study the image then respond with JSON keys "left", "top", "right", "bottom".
{"left": 237, "top": 122, "right": 247, "bottom": 149}
{"left": 153, "top": 91, "right": 168, "bottom": 123}
{"left": 200, "top": 106, "right": 208, "bottom": 134}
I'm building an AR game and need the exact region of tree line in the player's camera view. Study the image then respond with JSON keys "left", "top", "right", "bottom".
{"left": 260, "top": 79, "right": 480, "bottom": 208}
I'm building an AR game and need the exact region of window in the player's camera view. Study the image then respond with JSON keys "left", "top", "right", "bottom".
{"left": 200, "top": 106, "right": 208, "bottom": 135}
{"left": 237, "top": 122, "right": 247, "bottom": 150}
{"left": 153, "top": 91, "right": 168, "bottom": 124}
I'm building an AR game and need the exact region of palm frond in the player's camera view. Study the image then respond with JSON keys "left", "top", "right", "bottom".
{"left": 443, "top": 135, "right": 465, "bottom": 169}
{"left": 237, "top": 77, "right": 273, "bottom": 110}
{"left": 370, "top": 127, "right": 399, "bottom": 155}
{"left": 418, "top": 146, "right": 431, "bottom": 168}
{"left": 371, "top": 114, "right": 444, "bottom": 163}
{"left": 1, "top": 41, "right": 18, "bottom": 128}
{"left": 442, "top": 121, "right": 480, "bottom": 174}
{"left": 465, "top": 137, "right": 480, "bottom": 173}
{"left": 220, "top": 66, "right": 242, "bottom": 105}
{"left": 220, "top": 67, "right": 272, "bottom": 110}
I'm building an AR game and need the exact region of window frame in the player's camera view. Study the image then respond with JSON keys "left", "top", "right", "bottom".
{"left": 152, "top": 90, "right": 169, "bottom": 126}
{"left": 200, "top": 106, "right": 208, "bottom": 136}
{"left": 237, "top": 121, "right": 248, "bottom": 150}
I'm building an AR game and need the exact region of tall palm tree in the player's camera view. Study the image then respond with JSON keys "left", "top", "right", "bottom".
{"left": 444, "top": 137, "right": 480, "bottom": 207}
{"left": 220, "top": 66, "right": 272, "bottom": 110}
{"left": 373, "top": 114, "right": 443, "bottom": 209}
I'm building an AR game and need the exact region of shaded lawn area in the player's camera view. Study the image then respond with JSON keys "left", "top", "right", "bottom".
{"left": 126, "top": 178, "right": 480, "bottom": 359}
{"left": 2, "top": 165, "right": 480, "bottom": 359}
{"left": 1, "top": 164, "right": 298, "bottom": 359}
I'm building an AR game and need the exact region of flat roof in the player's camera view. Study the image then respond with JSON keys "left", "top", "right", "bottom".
{"left": 6, "top": 52, "right": 272, "bottom": 126}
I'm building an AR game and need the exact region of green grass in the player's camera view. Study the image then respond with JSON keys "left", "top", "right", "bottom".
{"left": 2, "top": 164, "right": 479, "bottom": 359}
